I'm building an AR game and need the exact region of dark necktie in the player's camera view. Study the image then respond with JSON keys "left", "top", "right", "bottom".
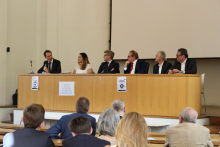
{"left": 48, "top": 62, "right": 51, "bottom": 71}
{"left": 129, "top": 63, "right": 133, "bottom": 74}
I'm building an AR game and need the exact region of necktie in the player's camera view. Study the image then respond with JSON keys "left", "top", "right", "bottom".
{"left": 48, "top": 62, "right": 51, "bottom": 71}
{"left": 129, "top": 63, "right": 133, "bottom": 74}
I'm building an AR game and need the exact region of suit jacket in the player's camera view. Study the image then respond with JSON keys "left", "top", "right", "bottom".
{"left": 6, "top": 127, "right": 55, "bottom": 147}
{"left": 46, "top": 112, "right": 96, "bottom": 139}
{"left": 62, "top": 134, "right": 110, "bottom": 147}
{"left": 153, "top": 61, "right": 172, "bottom": 74}
{"left": 98, "top": 61, "right": 120, "bottom": 73}
{"left": 124, "top": 59, "right": 148, "bottom": 74}
{"left": 38, "top": 58, "right": 61, "bottom": 73}
{"left": 169, "top": 58, "right": 197, "bottom": 74}
{"left": 165, "top": 123, "right": 213, "bottom": 147}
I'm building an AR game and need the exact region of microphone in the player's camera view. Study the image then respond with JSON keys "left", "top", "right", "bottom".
{"left": 29, "top": 60, "right": 35, "bottom": 74}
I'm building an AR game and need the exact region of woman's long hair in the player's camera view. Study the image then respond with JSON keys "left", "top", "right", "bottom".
{"left": 115, "top": 112, "right": 149, "bottom": 147}
{"left": 78, "top": 53, "right": 90, "bottom": 70}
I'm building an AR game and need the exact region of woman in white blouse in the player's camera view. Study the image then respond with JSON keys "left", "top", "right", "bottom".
{"left": 73, "top": 53, "right": 93, "bottom": 74}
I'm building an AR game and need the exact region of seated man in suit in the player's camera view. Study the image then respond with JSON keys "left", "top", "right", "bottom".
{"left": 168, "top": 48, "right": 197, "bottom": 74}
{"left": 124, "top": 50, "right": 148, "bottom": 74}
{"left": 38, "top": 50, "right": 61, "bottom": 73}
{"left": 62, "top": 116, "right": 110, "bottom": 147}
{"left": 111, "top": 99, "right": 126, "bottom": 119}
{"left": 153, "top": 51, "right": 172, "bottom": 74}
{"left": 3, "top": 104, "right": 55, "bottom": 147}
{"left": 165, "top": 107, "right": 213, "bottom": 147}
{"left": 46, "top": 97, "right": 96, "bottom": 139}
{"left": 98, "top": 50, "right": 120, "bottom": 73}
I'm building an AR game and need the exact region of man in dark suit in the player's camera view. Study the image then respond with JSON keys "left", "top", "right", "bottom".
{"left": 111, "top": 99, "right": 126, "bottom": 119}
{"left": 46, "top": 97, "right": 96, "bottom": 139}
{"left": 124, "top": 50, "right": 148, "bottom": 74}
{"left": 3, "top": 104, "right": 55, "bottom": 147}
{"left": 38, "top": 50, "right": 61, "bottom": 73}
{"left": 168, "top": 48, "right": 197, "bottom": 74}
{"left": 153, "top": 51, "right": 172, "bottom": 74}
{"left": 62, "top": 116, "right": 110, "bottom": 147}
{"left": 98, "top": 50, "right": 119, "bottom": 73}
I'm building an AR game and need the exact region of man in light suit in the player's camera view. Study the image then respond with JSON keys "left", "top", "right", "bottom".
{"left": 38, "top": 50, "right": 61, "bottom": 73}
{"left": 124, "top": 50, "right": 149, "bottom": 74}
{"left": 153, "top": 51, "right": 172, "bottom": 74}
{"left": 98, "top": 50, "right": 120, "bottom": 73}
{"left": 62, "top": 116, "right": 110, "bottom": 147}
{"left": 165, "top": 107, "right": 213, "bottom": 147}
{"left": 168, "top": 48, "right": 197, "bottom": 74}
{"left": 46, "top": 97, "right": 96, "bottom": 139}
{"left": 3, "top": 104, "right": 55, "bottom": 147}
{"left": 111, "top": 99, "right": 126, "bottom": 119}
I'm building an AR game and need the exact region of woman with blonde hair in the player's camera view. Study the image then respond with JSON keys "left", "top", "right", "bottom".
{"left": 108, "top": 112, "right": 148, "bottom": 147}
{"left": 73, "top": 53, "right": 93, "bottom": 74}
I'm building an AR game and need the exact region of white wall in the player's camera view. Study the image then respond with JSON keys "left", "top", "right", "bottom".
{"left": 0, "top": 0, "right": 8, "bottom": 105}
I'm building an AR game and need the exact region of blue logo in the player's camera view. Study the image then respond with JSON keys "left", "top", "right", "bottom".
{"left": 120, "top": 84, "right": 124, "bottom": 88}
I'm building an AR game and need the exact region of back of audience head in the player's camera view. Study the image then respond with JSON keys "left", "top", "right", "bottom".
{"left": 97, "top": 108, "right": 120, "bottom": 137}
{"left": 179, "top": 107, "right": 198, "bottom": 123}
{"left": 76, "top": 97, "right": 90, "bottom": 114}
{"left": 115, "top": 112, "right": 148, "bottom": 147}
{"left": 111, "top": 99, "right": 126, "bottom": 117}
{"left": 68, "top": 116, "right": 92, "bottom": 137}
{"left": 22, "top": 103, "right": 45, "bottom": 130}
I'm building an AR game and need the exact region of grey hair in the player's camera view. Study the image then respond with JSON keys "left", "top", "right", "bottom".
{"left": 158, "top": 51, "right": 167, "bottom": 61}
{"left": 180, "top": 107, "right": 198, "bottom": 123}
{"left": 97, "top": 108, "right": 120, "bottom": 136}
{"left": 111, "top": 99, "right": 125, "bottom": 112}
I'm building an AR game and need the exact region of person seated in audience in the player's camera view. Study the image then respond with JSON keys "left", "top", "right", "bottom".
{"left": 38, "top": 50, "right": 62, "bottom": 74}
{"left": 168, "top": 48, "right": 197, "bottom": 74}
{"left": 165, "top": 107, "right": 213, "bottom": 147}
{"left": 72, "top": 53, "right": 93, "bottom": 74}
{"left": 46, "top": 97, "right": 96, "bottom": 139}
{"left": 109, "top": 112, "right": 149, "bottom": 147}
{"left": 97, "top": 108, "right": 120, "bottom": 145}
{"left": 3, "top": 104, "right": 55, "bottom": 147}
{"left": 62, "top": 116, "right": 110, "bottom": 147}
{"left": 124, "top": 50, "right": 148, "bottom": 74}
{"left": 111, "top": 99, "right": 126, "bottom": 119}
{"left": 98, "top": 50, "right": 120, "bottom": 73}
{"left": 153, "top": 51, "right": 172, "bottom": 74}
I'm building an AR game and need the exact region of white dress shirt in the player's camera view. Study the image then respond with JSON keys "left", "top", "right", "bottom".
{"left": 181, "top": 58, "right": 187, "bottom": 74}
{"left": 124, "top": 60, "right": 138, "bottom": 74}
{"left": 74, "top": 64, "right": 92, "bottom": 74}
{"left": 158, "top": 61, "right": 164, "bottom": 74}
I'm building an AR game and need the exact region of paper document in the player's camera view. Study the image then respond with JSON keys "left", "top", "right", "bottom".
{"left": 117, "top": 77, "right": 127, "bottom": 92}
{"left": 31, "top": 76, "right": 39, "bottom": 90}
{"left": 59, "top": 82, "right": 75, "bottom": 96}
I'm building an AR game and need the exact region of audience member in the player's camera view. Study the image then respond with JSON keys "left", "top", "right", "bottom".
{"left": 168, "top": 48, "right": 197, "bottom": 74}
{"left": 98, "top": 50, "right": 120, "bottom": 73}
{"left": 62, "top": 116, "right": 110, "bottom": 147}
{"left": 38, "top": 50, "right": 61, "bottom": 74}
{"left": 72, "top": 53, "right": 93, "bottom": 74}
{"left": 111, "top": 99, "right": 126, "bottom": 119}
{"left": 124, "top": 50, "right": 148, "bottom": 74}
{"left": 46, "top": 97, "right": 96, "bottom": 139}
{"left": 114, "top": 112, "right": 148, "bottom": 147}
{"left": 153, "top": 51, "right": 172, "bottom": 74}
{"left": 3, "top": 104, "right": 55, "bottom": 147}
{"left": 165, "top": 107, "right": 213, "bottom": 147}
{"left": 97, "top": 108, "right": 120, "bottom": 145}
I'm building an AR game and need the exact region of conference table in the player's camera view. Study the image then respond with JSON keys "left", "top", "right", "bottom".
{"left": 18, "top": 74, "right": 201, "bottom": 117}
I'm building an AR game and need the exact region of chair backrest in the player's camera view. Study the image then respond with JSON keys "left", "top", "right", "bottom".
{"left": 201, "top": 73, "right": 205, "bottom": 90}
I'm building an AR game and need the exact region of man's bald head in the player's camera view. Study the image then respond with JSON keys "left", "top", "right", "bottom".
{"left": 180, "top": 107, "right": 198, "bottom": 123}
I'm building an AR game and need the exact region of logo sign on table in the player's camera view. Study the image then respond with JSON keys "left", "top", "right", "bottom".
{"left": 31, "top": 76, "right": 39, "bottom": 90}
{"left": 117, "top": 77, "right": 127, "bottom": 92}
{"left": 59, "top": 82, "right": 75, "bottom": 96}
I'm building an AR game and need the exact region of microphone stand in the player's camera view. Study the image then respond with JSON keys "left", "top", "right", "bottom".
{"left": 29, "top": 60, "right": 35, "bottom": 74}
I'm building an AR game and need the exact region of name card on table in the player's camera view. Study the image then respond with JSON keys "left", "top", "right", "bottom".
{"left": 31, "top": 76, "right": 39, "bottom": 90}
{"left": 117, "top": 77, "right": 127, "bottom": 92}
{"left": 59, "top": 82, "right": 75, "bottom": 96}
